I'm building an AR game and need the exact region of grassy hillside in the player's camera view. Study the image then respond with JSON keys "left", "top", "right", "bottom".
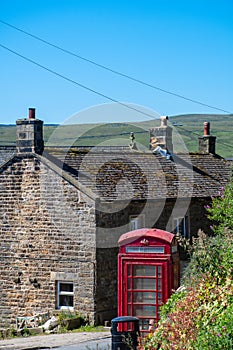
{"left": 0, "top": 125, "right": 16, "bottom": 145}
{"left": 1, "top": 114, "right": 233, "bottom": 158}
{"left": 170, "top": 114, "right": 233, "bottom": 158}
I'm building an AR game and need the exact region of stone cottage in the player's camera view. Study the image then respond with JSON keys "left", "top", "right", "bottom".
{"left": 0, "top": 109, "right": 231, "bottom": 327}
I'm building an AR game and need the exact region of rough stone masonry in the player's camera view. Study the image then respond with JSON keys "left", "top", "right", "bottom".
{"left": 0, "top": 143, "right": 97, "bottom": 327}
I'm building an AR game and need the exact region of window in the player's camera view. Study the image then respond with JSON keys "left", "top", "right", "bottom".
{"left": 126, "top": 246, "right": 165, "bottom": 254}
{"left": 174, "top": 215, "right": 189, "bottom": 238}
{"left": 129, "top": 215, "right": 145, "bottom": 231}
{"left": 57, "top": 281, "right": 74, "bottom": 310}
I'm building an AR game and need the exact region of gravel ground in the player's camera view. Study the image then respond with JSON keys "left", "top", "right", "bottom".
{"left": 0, "top": 331, "right": 111, "bottom": 350}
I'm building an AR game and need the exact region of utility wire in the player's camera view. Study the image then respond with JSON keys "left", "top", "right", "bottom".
{"left": 0, "top": 19, "right": 232, "bottom": 114}
{"left": 0, "top": 35, "right": 232, "bottom": 150}
{"left": 0, "top": 41, "right": 232, "bottom": 151}
{"left": 0, "top": 43, "right": 160, "bottom": 121}
{"left": 176, "top": 125, "right": 233, "bottom": 151}
{"left": 64, "top": 124, "right": 233, "bottom": 151}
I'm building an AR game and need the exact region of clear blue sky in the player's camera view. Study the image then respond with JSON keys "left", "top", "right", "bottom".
{"left": 0, "top": 0, "right": 233, "bottom": 124}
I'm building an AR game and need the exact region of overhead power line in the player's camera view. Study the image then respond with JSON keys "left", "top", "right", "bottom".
{"left": 0, "top": 19, "right": 231, "bottom": 114}
{"left": 176, "top": 125, "right": 233, "bottom": 151}
{"left": 0, "top": 43, "right": 160, "bottom": 121}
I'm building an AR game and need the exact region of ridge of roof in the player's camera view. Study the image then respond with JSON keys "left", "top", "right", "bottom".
{"left": 1, "top": 146, "right": 231, "bottom": 201}
{"left": 43, "top": 147, "right": 231, "bottom": 200}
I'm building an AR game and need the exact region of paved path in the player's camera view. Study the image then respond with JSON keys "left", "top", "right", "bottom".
{"left": 58, "top": 337, "right": 111, "bottom": 350}
{"left": 0, "top": 331, "right": 111, "bottom": 350}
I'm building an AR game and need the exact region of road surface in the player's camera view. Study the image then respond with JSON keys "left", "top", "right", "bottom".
{"left": 0, "top": 330, "right": 111, "bottom": 350}
{"left": 57, "top": 337, "right": 111, "bottom": 349}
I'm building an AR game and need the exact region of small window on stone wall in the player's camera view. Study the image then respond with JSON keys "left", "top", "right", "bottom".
{"left": 173, "top": 214, "right": 190, "bottom": 238}
{"left": 57, "top": 281, "right": 74, "bottom": 310}
{"left": 129, "top": 215, "right": 145, "bottom": 231}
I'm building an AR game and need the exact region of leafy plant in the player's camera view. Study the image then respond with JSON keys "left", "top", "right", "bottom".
{"left": 57, "top": 310, "right": 84, "bottom": 323}
{"left": 143, "top": 275, "right": 233, "bottom": 350}
{"left": 206, "top": 184, "right": 233, "bottom": 234}
{"left": 21, "top": 327, "right": 30, "bottom": 337}
{"left": 194, "top": 300, "right": 233, "bottom": 349}
{"left": 143, "top": 182, "right": 233, "bottom": 349}
{"left": 5, "top": 327, "right": 18, "bottom": 338}
{"left": 57, "top": 310, "right": 85, "bottom": 331}
{"left": 159, "top": 286, "right": 187, "bottom": 320}
{"left": 75, "top": 325, "right": 106, "bottom": 332}
{"left": 182, "top": 229, "right": 233, "bottom": 286}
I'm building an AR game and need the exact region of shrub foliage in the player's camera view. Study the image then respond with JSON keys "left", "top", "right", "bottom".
{"left": 143, "top": 182, "right": 233, "bottom": 349}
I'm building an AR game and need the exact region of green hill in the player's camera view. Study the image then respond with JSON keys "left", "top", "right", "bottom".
{"left": 1, "top": 114, "right": 233, "bottom": 158}
{"left": 170, "top": 114, "right": 233, "bottom": 158}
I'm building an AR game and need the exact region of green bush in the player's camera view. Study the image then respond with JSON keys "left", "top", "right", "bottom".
{"left": 182, "top": 229, "right": 233, "bottom": 287}
{"left": 143, "top": 182, "right": 233, "bottom": 349}
{"left": 159, "top": 286, "right": 187, "bottom": 320}
{"left": 57, "top": 310, "right": 84, "bottom": 323}
{"left": 143, "top": 275, "right": 233, "bottom": 350}
{"left": 194, "top": 300, "right": 233, "bottom": 349}
{"left": 206, "top": 184, "right": 233, "bottom": 234}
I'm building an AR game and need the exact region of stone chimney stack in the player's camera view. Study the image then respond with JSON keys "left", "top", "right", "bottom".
{"left": 198, "top": 122, "right": 216, "bottom": 154}
{"left": 149, "top": 116, "right": 173, "bottom": 152}
{"left": 16, "top": 108, "right": 44, "bottom": 154}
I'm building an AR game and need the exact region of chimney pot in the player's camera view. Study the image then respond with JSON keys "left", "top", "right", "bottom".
{"left": 199, "top": 121, "right": 216, "bottom": 154}
{"left": 150, "top": 116, "right": 173, "bottom": 153}
{"left": 160, "top": 116, "right": 168, "bottom": 127}
{"left": 16, "top": 108, "right": 44, "bottom": 154}
{"left": 29, "top": 108, "right": 36, "bottom": 119}
{"left": 203, "top": 122, "right": 210, "bottom": 136}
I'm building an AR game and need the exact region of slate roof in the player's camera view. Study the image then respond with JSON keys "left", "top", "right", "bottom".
{"left": 44, "top": 146, "right": 232, "bottom": 201}
{"left": 0, "top": 146, "right": 15, "bottom": 165}
{"left": 0, "top": 145, "right": 231, "bottom": 201}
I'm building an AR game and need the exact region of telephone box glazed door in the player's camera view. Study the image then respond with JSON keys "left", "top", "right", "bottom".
{"left": 122, "top": 259, "right": 167, "bottom": 332}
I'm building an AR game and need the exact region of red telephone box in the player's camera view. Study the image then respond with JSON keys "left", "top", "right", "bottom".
{"left": 118, "top": 228, "right": 180, "bottom": 333}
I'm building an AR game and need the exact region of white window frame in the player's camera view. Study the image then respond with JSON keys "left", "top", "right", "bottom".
{"left": 174, "top": 214, "right": 190, "bottom": 238}
{"left": 129, "top": 215, "right": 145, "bottom": 231}
{"left": 57, "top": 281, "right": 74, "bottom": 310}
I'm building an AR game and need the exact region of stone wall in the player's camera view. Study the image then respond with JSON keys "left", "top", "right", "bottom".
{"left": 96, "top": 247, "right": 118, "bottom": 324}
{"left": 94, "top": 197, "right": 212, "bottom": 322}
{"left": 96, "top": 198, "right": 210, "bottom": 245}
{"left": 0, "top": 154, "right": 96, "bottom": 327}
{"left": 189, "top": 198, "right": 212, "bottom": 237}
